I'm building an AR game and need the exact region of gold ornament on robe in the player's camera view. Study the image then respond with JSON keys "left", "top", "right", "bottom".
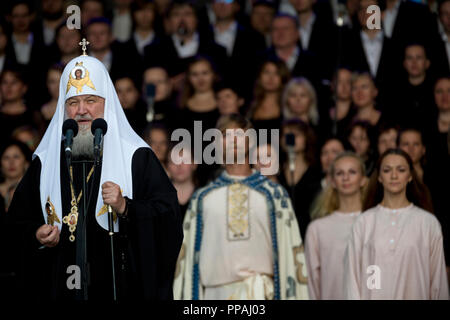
{"left": 66, "top": 62, "right": 96, "bottom": 94}
{"left": 97, "top": 187, "right": 122, "bottom": 222}
{"left": 45, "top": 197, "right": 60, "bottom": 226}
{"left": 62, "top": 165, "right": 94, "bottom": 242}
{"left": 97, "top": 204, "right": 118, "bottom": 222}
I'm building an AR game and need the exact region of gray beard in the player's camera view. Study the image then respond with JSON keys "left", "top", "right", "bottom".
{"left": 72, "top": 128, "right": 94, "bottom": 160}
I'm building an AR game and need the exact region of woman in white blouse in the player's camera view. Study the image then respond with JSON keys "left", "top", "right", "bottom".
{"left": 344, "top": 148, "right": 449, "bottom": 300}
{"left": 305, "top": 151, "right": 367, "bottom": 299}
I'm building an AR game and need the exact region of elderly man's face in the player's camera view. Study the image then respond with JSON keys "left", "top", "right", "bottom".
{"left": 65, "top": 94, "right": 105, "bottom": 131}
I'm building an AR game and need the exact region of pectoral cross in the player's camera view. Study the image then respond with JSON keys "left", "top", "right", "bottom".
{"left": 79, "top": 38, "right": 90, "bottom": 56}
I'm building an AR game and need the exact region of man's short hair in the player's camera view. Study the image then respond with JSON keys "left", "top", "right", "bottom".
{"left": 0, "top": 68, "right": 27, "bottom": 86}
{"left": 397, "top": 126, "right": 424, "bottom": 145}
{"left": 377, "top": 121, "right": 400, "bottom": 138}
{"left": 131, "top": 0, "right": 156, "bottom": 15}
{"left": 86, "top": 16, "right": 112, "bottom": 29}
{"left": 143, "top": 122, "right": 169, "bottom": 141}
{"left": 216, "top": 113, "right": 253, "bottom": 132}
{"left": 272, "top": 13, "right": 299, "bottom": 29}
{"left": 9, "top": 0, "right": 34, "bottom": 15}
{"left": 253, "top": 0, "right": 277, "bottom": 10}
{"left": 215, "top": 81, "right": 242, "bottom": 98}
{"left": 166, "top": 0, "right": 197, "bottom": 18}
{"left": 404, "top": 42, "right": 428, "bottom": 59}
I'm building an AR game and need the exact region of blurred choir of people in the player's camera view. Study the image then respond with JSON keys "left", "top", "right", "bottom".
{"left": 0, "top": 0, "right": 449, "bottom": 299}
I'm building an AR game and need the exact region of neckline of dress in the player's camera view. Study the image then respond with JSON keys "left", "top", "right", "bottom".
{"left": 377, "top": 203, "right": 414, "bottom": 213}
{"left": 333, "top": 210, "right": 361, "bottom": 217}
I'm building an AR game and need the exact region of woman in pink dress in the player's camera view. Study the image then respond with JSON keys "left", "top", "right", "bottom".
{"left": 306, "top": 152, "right": 367, "bottom": 299}
{"left": 344, "top": 149, "right": 449, "bottom": 299}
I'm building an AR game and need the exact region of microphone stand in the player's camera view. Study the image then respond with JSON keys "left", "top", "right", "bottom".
{"left": 288, "top": 150, "right": 296, "bottom": 201}
{"left": 289, "top": 167, "right": 295, "bottom": 202}
{"left": 63, "top": 138, "right": 89, "bottom": 300}
{"left": 72, "top": 158, "right": 94, "bottom": 301}
{"left": 333, "top": 5, "right": 345, "bottom": 137}
{"left": 107, "top": 204, "right": 117, "bottom": 301}
{"left": 94, "top": 149, "right": 117, "bottom": 301}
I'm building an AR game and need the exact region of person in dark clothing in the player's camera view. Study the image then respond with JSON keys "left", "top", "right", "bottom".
{"left": 290, "top": 0, "right": 344, "bottom": 81}
{"left": 143, "top": 121, "right": 170, "bottom": 167}
{"left": 264, "top": 14, "right": 319, "bottom": 85}
{"left": 427, "top": 76, "right": 450, "bottom": 280}
{"left": 176, "top": 55, "right": 221, "bottom": 132}
{"left": 0, "top": 192, "right": 12, "bottom": 300}
{"left": 0, "top": 139, "right": 31, "bottom": 212}
{"left": 278, "top": 119, "right": 322, "bottom": 239}
{"left": 431, "top": 0, "right": 450, "bottom": 77}
{"left": 142, "top": 66, "right": 178, "bottom": 132}
{"left": 6, "top": 54, "right": 183, "bottom": 300}
{"left": 0, "top": 69, "right": 45, "bottom": 146}
{"left": 123, "top": 0, "right": 159, "bottom": 67}
{"left": 250, "top": 0, "right": 277, "bottom": 48}
{"left": 167, "top": 146, "right": 199, "bottom": 221}
{"left": 321, "top": 67, "right": 356, "bottom": 141}
{"left": 398, "top": 127, "right": 449, "bottom": 268}
{"left": 86, "top": 17, "right": 141, "bottom": 84}
{"left": 346, "top": 120, "right": 376, "bottom": 176}
{"left": 210, "top": 0, "right": 267, "bottom": 101}
{"left": 387, "top": 43, "right": 437, "bottom": 130}
{"left": 175, "top": 56, "right": 221, "bottom": 186}
{"left": 5, "top": 1, "right": 48, "bottom": 107}
{"left": 36, "top": 0, "right": 66, "bottom": 47}
{"left": 115, "top": 76, "right": 148, "bottom": 135}
{"left": 381, "top": 0, "right": 436, "bottom": 75}
{"left": 143, "top": 0, "right": 228, "bottom": 91}
{"left": 247, "top": 59, "right": 290, "bottom": 137}
{"left": 0, "top": 23, "right": 18, "bottom": 75}
{"left": 46, "top": 24, "right": 83, "bottom": 67}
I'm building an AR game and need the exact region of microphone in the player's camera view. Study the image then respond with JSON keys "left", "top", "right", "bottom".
{"left": 63, "top": 119, "right": 79, "bottom": 165}
{"left": 145, "top": 83, "right": 156, "bottom": 122}
{"left": 91, "top": 118, "right": 108, "bottom": 165}
{"left": 336, "top": 0, "right": 347, "bottom": 27}
{"left": 177, "top": 22, "right": 188, "bottom": 46}
{"left": 285, "top": 133, "right": 296, "bottom": 173}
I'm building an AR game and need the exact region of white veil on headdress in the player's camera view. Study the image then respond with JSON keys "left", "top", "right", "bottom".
{"left": 33, "top": 55, "right": 149, "bottom": 231}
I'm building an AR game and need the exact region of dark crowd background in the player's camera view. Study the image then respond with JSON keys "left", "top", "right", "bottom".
{"left": 0, "top": 0, "right": 449, "bottom": 290}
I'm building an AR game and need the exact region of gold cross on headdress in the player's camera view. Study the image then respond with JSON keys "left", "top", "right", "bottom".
{"left": 79, "top": 38, "right": 90, "bottom": 56}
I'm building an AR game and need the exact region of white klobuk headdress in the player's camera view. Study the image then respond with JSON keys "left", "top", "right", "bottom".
{"left": 33, "top": 55, "right": 149, "bottom": 232}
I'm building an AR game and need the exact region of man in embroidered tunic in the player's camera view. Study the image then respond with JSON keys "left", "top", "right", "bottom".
{"left": 173, "top": 114, "right": 309, "bottom": 300}
{"left": 6, "top": 52, "right": 182, "bottom": 300}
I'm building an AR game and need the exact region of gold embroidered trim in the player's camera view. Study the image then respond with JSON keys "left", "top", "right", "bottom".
{"left": 227, "top": 183, "right": 250, "bottom": 241}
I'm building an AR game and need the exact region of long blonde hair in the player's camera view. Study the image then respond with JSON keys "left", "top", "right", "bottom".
{"left": 282, "top": 77, "right": 319, "bottom": 126}
{"left": 310, "top": 151, "right": 367, "bottom": 220}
